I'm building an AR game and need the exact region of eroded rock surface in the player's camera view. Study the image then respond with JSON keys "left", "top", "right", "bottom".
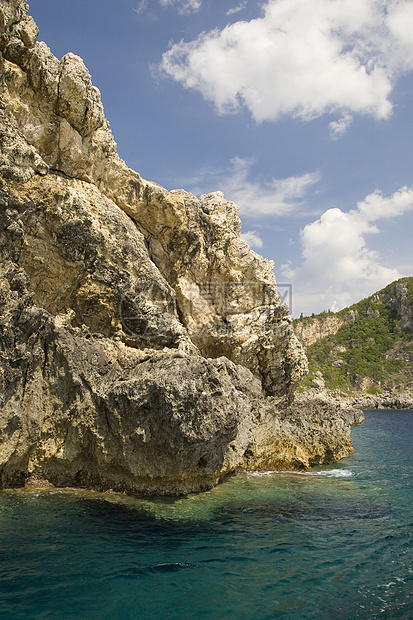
{"left": 0, "top": 0, "right": 361, "bottom": 495}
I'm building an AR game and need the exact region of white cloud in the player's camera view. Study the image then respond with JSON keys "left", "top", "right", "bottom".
{"left": 329, "top": 113, "right": 353, "bottom": 140}
{"left": 283, "top": 186, "right": 413, "bottom": 315}
{"left": 357, "top": 185, "right": 413, "bottom": 219}
{"left": 226, "top": 2, "right": 247, "bottom": 16}
{"left": 387, "top": 1, "right": 413, "bottom": 69}
{"left": 159, "top": 0, "right": 201, "bottom": 15}
{"left": 160, "top": 0, "right": 413, "bottom": 132}
{"left": 186, "top": 157, "right": 320, "bottom": 217}
{"left": 240, "top": 230, "right": 263, "bottom": 249}
{"left": 134, "top": 0, "right": 148, "bottom": 14}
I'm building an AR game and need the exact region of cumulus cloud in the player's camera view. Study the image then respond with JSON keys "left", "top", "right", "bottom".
{"left": 159, "top": 0, "right": 201, "bottom": 14}
{"left": 282, "top": 186, "right": 413, "bottom": 314}
{"left": 387, "top": 0, "right": 413, "bottom": 69}
{"left": 188, "top": 157, "right": 320, "bottom": 217}
{"left": 240, "top": 230, "right": 263, "bottom": 249}
{"left": 160, "top": 0, "right": 413, "bottom": 132}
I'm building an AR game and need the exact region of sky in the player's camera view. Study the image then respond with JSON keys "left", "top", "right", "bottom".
{"left": 27, "top": 0, "right": 413, "bottom": 317}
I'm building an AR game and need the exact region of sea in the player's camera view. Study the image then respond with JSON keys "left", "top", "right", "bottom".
{"left": 0, "top": 409, "right": 412, "bottom": 620}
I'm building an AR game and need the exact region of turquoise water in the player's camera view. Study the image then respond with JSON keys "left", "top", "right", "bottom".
{"left": 0, "top": 410, "right": 412, "bottom": 619}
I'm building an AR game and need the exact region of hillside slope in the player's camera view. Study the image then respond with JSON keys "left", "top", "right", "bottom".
{"left": 294, "top": 278, "right": 413, "bottom": 404}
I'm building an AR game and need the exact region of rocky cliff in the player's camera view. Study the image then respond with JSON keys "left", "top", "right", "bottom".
{"left": 0, "top": 0, "right": 362, "bottom": 495}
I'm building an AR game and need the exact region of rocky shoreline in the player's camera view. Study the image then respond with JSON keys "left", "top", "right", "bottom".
{"left": 305, "top": 387, "right": 413, "bottom": 411}
{"left": 0, "top": 0, "right": 363, "bottom": 496}
{"left": 349, "top": 391, "right": 413, "bottom": 410}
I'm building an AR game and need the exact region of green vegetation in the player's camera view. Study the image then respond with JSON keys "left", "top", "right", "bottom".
{"left": 294, "top": 277, "right": 413, "bottom": 393}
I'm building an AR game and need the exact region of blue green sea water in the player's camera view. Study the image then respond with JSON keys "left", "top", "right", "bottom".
{"left": 0, "top": 409, "right": 412, "bottom": 619}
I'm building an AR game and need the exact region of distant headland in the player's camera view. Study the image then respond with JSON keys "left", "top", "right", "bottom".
{"left": 294, "top": 277, "right": 413, "bottom": 409}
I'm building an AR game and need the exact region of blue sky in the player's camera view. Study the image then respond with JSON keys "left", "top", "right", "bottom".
{"left": 28, "top": 0, "right": 413, "bottom": 316}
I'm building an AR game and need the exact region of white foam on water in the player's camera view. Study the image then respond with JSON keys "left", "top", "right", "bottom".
{"left": 315, "top": 469, "right": 354, "bottom": 478}
{"left": 248, "top": 471, "right": 279, "bottom": 477}
{"left": 246, "top": 468, "right": 354, "bottom": 479}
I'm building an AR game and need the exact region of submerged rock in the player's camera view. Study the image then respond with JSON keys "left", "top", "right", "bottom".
{"left": 0, "top": 0, "right": 361, "bottom": 495}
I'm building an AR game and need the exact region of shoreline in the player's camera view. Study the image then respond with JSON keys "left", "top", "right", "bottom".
{"left": 303, "top": 388, "right": 413, "bottom": 411}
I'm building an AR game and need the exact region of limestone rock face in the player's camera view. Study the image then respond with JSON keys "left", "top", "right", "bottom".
{"left": 2, "top": 173, "right": 190, "bottom": 349}
{"left": 384, "top": 282, "right": 413, "bottom": 333}
{"left": 294, "top": 314, "right": 346, "bottom": 346}
{"left": 0, "top": 265, "right": 259, "bottom": 493}
{"left": 0, "top": 0, "right": 360, "bottom": 495}
{"left": 244, "top": 393, "right": 363, "bottom": 471}
{"left": 0, "top": 3, "right": 307, "bottom": 396}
